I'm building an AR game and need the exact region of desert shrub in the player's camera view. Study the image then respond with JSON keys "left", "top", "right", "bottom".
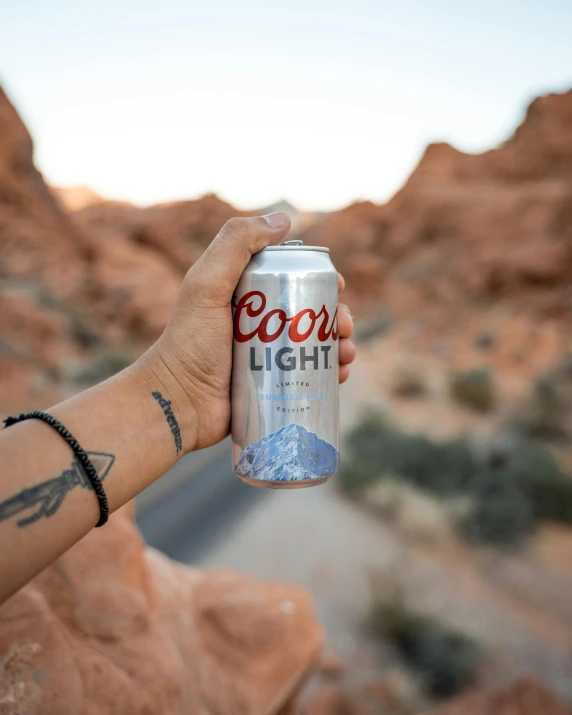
{"left": 449, "top": 367, "right": 495, "bottom": 412}
{"left": 391, "top": 362, "right": 427, "bottom": 398}
{"left": 498, "top": 432, "right": 572, "bottom": 524}
{"left": 340, "top": 412, "right": 572, "bottom": 546}
{"left": 461, "top": 469, "right": 534, "bottom": 547}
{"left": 337, "top": 411, "right": 390, "bottom": 494}
{"left": 387, "top": 434, "right": 475, "bottom": 496}
{"left": 73, "top": 351, "right": 134, "bottom": 384}
{"left": 517, "top": 371, "right": 572, "bottom": 441}
{"left": 339, "top": 412, "right": 475, "bottom": 497}
{"left": 474, "top": 331, "right": 495, "bottom": 350}
{"left": 370, "top": 597, "right": 480, "bottom": 698}
{"left": 69, "top": 317, "right": 101, "bottom": 350}
{"left": 461, "top": 432, "right": 572, "bottom": 545}
{"left": 479, "top": 431, "right": 572, "bottom": 522}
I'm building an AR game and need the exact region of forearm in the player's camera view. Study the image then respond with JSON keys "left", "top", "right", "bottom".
{"left": 0, "top": 357, "right": 192, "bottom": 604}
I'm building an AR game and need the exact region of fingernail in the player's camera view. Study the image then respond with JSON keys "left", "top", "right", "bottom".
{"left": 263, "top": 212, "right": 286, "bottom": 229}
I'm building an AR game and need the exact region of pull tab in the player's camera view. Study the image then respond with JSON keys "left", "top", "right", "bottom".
{"left": 280, "top": 240, "right": 304, "bottom": 246}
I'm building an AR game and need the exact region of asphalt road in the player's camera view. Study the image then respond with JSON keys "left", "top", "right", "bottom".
{"left": 135, "top": 440, "right": 267, "bottom": 563}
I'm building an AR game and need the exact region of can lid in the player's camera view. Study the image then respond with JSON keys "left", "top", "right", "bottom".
{"left": 262, "top": 239, "right": 329, "bottom": 253}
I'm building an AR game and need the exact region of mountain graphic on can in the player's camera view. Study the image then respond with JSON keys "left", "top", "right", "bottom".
{"left": 231, "top": 239, "right": 340, "bottom": 489}
{"left": 235, "top": 423, "right": 339, "bottom": 483}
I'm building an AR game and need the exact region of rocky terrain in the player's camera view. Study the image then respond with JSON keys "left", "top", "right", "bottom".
{"left": 302, "top": 90, "right": 572, "bottom": 319}
{"left": 301, "top": 90, "right": 572, "bottom": 384}
{"left": 0, "top": 503, "right": 322, "bottom": 714}
{"left": 0, "top": 85, "right": 242, "bottom": 413}
{"left": 3, "top": 87, "right": 572, "bottom": 417}
{"left": 2, "top": 83, "right": 572, "bottom": 714}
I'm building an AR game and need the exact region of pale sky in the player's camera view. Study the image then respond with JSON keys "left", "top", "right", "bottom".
{"left": 2, "top": 0, "right": 572, "bottom": 211}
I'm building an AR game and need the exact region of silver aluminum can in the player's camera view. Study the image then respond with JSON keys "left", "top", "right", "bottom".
{"left": 231, "top": 240, "right": 339, "bottom": 488}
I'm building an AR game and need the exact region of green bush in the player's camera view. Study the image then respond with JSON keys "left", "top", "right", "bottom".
{"left": 337, "top": 411, "right": 389, "bottom": 494}
{"left": 449, "top": 367, "right": 495, "bottom": 412}
{"left": 370, "top": 597, "right": 480, "bottom": 698}
{"left": 474, "top": 331, "right": 495, "bottom": 350}
{"left": 461, "top": 431, "right": 572, "bottom": 544}
{"left": 338, "top": 413, "right": 474, "bottom": 497}
{"left": 461, "top": 469, "right": 534, "bottom": 547}
{"left": 340, "top": 412, "right": 572, "bottom": 547}
{"left": 518, "top": 371, "right": 571, "bottom": 441}
{"left": 391, "top": 362, "right": 427, "bottom": 398}
{"left": 498, "top": 432, "right": 572, "bottom": 524}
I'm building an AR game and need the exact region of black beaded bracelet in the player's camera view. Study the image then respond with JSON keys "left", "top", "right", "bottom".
{"left": 3, "top": 411, "right": 109, "bottom": 527}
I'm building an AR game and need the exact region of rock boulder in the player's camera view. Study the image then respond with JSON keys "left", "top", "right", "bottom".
{"left": 0, "top": 503, "right": 323, "bottom": 715}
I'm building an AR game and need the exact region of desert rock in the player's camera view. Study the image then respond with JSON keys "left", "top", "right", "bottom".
{"left": 0, "top": 503, "right": 323, "bottom": 715}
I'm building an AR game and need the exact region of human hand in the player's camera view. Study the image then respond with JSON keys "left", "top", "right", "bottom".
{"left": 140, "top": 213, "right": 356, "bottom": 453}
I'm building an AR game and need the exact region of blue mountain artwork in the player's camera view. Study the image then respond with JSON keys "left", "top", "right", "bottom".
{"left": 235, "top": 423, "right": 339, "bottom": 482}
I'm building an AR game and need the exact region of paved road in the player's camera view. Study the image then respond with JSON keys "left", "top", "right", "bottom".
{"left": 136, "top": 440, "right": 267, "bottom": 562}
{"left": 136, "top": 357, "right": 367, "bottom": 564}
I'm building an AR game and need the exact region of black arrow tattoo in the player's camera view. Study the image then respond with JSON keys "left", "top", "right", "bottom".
{"left": 0, "top": 452, "right": 115, "bottom": 528}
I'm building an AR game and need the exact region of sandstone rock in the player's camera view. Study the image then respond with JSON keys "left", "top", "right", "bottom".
{"left": 52, "top": 185, "right": 104, "bottom": 212}
{"left": 0, "top": 86, "right": 89, "bottom": 300}
{"left": 0, "top": 503, "right": 323, "bottom": 715}
{"left": 301, "top": 90, "right": 572, "bottom": 329}
{"left": 0, "top": 85, "right": 242, "bottom": 405}
{"left": 5, "top": 82, "right": 572, "bottom": 413}
{"left": 72, "top": 192, "right": 243, "bottom": 275}
{"left": 427, "top": 677, "right": 571, "bottom": 715}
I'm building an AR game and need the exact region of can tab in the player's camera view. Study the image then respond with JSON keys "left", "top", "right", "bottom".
{"left": 280, "top": 240, "right": 304, "bottom": 246}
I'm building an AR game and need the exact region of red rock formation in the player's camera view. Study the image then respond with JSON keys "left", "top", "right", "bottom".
{"left": 428, "top": 677, "right": 571, "bottom": 715}
{"left": 301, "top": 91, "right": 572, "bottom": 323}
{"left": 0, "top": 86, "right": 95, "bottom": 409}
{"left": 0, "top": 88, "right": 89, "bottom": 300}
{"left": 71, "top": 192, "right": 242, "bottom": 274}
{"left": 0, "top": 503, "right": 323, "bottom": 715}
{"left": 0, "top": 86, "right": 240, "bottom": 410}
{"left": 52, "top": 185, "right": 104, "bottom": 211}
{"left": 5, "top": 84, "right": 572, "bottom": 408}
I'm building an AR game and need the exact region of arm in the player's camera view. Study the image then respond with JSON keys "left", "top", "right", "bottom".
{"left": 0, "top": 214, "right": 356, "bottom": 604}
{"left": 0, "top": 364, "right": 191, "bottom": 602}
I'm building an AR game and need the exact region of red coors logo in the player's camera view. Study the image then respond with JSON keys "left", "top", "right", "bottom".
{"left": 234, "top": 290, "right": 339, "bottom": 343}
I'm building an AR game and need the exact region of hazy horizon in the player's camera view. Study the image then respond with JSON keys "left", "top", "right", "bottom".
{"left": 3, "top": 0, "right": 572, "bottom": 212}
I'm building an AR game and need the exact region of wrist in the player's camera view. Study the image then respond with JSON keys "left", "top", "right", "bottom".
{"left": 131, "top": 347, "right": 199, "bottom": 455}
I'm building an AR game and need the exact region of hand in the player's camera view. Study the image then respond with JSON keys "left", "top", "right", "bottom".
{"left": 140, "top": 213, "right": 356, "bottom": 453}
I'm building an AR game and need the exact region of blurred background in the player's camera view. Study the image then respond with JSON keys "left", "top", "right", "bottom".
{"left": 2, "top": 1, "right": 572, "bottom": 712}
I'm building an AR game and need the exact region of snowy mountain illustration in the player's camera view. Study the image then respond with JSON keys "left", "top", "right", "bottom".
{"left": 235, "top": 423, "right": 339, "bottom": 482}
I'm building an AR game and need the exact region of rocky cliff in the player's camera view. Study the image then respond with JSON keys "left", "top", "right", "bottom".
{"left": 0, "top": 87, "right": 239, "bottom": 413}
{"left": 3, "top": 87, "right": 572, "bottom": 414}
{"left": 301, "top": 91, "right": 572, "bottom": 329}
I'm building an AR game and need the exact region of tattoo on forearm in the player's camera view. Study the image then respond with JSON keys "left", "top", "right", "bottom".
{"left": 0, "top": 452, "right": 114, "bottom": 528}
{"left": 151, "top": 391, "right": 183, "bottom": 454}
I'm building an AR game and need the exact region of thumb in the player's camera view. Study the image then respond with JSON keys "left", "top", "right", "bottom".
{"left": 187, "top": 213, "right": 291, "bottom": 304}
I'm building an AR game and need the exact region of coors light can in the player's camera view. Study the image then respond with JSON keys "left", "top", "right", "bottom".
{"left": 231, "top": 239, "right": 339, "bottom": 488}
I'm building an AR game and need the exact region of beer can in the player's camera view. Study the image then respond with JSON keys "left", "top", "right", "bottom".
{"left": 231, "top": 239, "right": 339, "bottom": 488}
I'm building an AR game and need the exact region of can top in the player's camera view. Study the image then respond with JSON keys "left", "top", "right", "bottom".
{"left": 262, "top": 239, "right": 329, "bottom": 253}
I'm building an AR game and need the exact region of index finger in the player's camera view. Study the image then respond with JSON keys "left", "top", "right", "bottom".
{"left": 338, "top": 272, "right": 346, "bottom": 293}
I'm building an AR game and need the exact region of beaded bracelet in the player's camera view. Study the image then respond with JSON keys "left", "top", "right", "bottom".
{"left": 3, "top": 411, "right": 109, "bottom": 527}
